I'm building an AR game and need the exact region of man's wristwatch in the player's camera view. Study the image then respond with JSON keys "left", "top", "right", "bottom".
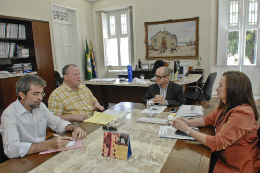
{"left": 186, "top": 127, "right": 192, "bottom": 135}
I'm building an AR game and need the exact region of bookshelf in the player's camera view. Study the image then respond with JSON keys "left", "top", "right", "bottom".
{"left": 0, "top": 15, "right": 56, "bottom": 109}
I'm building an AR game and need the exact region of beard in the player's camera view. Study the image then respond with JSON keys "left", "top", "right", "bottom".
{"left": 24, "top": 98, "right": 41, "bottom": 108}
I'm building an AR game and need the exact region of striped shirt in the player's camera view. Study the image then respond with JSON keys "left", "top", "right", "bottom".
{"left": 158, "top": 83, "right": 169, "bottom": 105}
{"left": 48, "top": 83, "right": 97, "bottom": 116}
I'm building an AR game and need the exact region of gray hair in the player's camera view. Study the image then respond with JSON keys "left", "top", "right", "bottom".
{"left": 164, "top": 67, "right": 170, "bottom": 76}
{"left": 16, "top": 74, "right": 46, "bottom": 99}
{"left": 62, "top": 64, "right": 77, "bottom": 75}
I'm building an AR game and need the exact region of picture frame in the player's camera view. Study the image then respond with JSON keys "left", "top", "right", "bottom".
{"left": 141, "top": 64, "right": 149, "bottom": 70}
{"left": 150, "top": 63, "right": 154, "bottom": 70}
{"left": 145, "top": 17, "right": 199, "bottom": 60}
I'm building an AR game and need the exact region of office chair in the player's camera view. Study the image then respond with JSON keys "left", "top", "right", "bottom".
{"left": 150, "top": 60, "right": 165, "bottom": 78}
{"left": 0, "top": 103, "right": 9, "bottom": 163}
{"left": 55, "top": 71, "right": 63, "bottom": 88}
{"left": 184, "top": 72, "right": 217, "bottom": 104}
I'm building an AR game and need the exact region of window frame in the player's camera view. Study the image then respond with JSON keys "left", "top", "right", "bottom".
{"left": 217, "top": 0, "right": 260, "bottom": 66}
{"left": 103, "top": 9, "right": 131, "bottom": 67}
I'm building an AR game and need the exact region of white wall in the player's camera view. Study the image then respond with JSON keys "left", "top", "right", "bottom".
{"left": 0, "top": 0, "right": 94, "bottom": 79}
{"left": 92, "top": 0, "right": 213, "bottom": 82}
{"left": 2, "top": 0, "right": 243, "bottom": 96}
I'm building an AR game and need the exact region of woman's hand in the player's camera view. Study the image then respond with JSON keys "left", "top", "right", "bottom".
{"left": 172, "top": 117, "right": 190, "bottom": 133}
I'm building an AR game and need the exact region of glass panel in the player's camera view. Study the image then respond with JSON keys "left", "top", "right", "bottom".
{"left": 229, "top": 1, "right": 239, "bottom": 26}
{"left": 106, "top": 39, "right": 118, "bottom": 66}
{"left": 244, "top": 30, "right": 257, "bottom": 65}
{"left": 227, "top": 31, "right": 239, "bottom": 65}
{"left": 110, "top": 16, "right": 116, "bottom": 36}
{"left": 120, "top": 38, "right": 130, "bottom": 66}
{"left": 248, "top": 0, "right": 258, "bottom": 25}
{"left": 121, "top": 14, "right": 127, "bottom": 34}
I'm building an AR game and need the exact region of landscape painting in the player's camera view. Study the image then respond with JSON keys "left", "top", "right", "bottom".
{"left": 145, "top": 17, "right": 199, "bottom": 60}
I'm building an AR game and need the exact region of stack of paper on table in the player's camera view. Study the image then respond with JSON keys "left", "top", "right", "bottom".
{"left": 158, "top": 126, "right": 198, "bottom": 140}
{"left": 176, "top": 105, "right": 204, "bottom": 118}
{"left": 89, "top": 78, "right": 116, "bottom": 82}
{"left": 141, "top": 105, "right": 167, "bottom": 114}
{"left": 103, "top": 109, "right": 130, "bottom": 124}
{"left": 84, "top": 111, "right": 117, "bottom": 125}
{"left": 103, "top": 109, "right": 129, "bottom": 118}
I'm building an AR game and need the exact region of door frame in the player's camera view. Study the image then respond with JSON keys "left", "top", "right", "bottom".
{"left": 50, "top": 3, "right": 80, "bottom": 75}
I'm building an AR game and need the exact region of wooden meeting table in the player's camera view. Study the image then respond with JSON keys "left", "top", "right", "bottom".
{"left": 0, "top": 102, "right": 214, "bottom": 173}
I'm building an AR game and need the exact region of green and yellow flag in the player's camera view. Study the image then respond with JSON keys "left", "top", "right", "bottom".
{"left": 85, "top": 39, "right": 93, "bottom": 80}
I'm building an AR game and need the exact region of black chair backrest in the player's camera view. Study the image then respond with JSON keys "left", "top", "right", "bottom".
{"left": 257, "top": 126, "right": 260, "bottom": 149}
{"left": 203, "top": 72, "right": 217, "bottom": 99}
{"left": 54, "top": 71, "right": 63, "bottom": 88}
{"left": 0, "top": 103, "right": 8, "bottom": 163}
{"left": 151, "top": 60, "right": 165, "bottom": 78}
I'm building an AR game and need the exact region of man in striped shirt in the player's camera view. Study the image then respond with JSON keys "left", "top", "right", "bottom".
{"left": 48, "top": 64, "right": 104, "bottom": 122}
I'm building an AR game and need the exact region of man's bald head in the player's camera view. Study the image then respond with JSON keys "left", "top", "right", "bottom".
{"left": 156, "top": 67, "right": 170, "bottom": 76}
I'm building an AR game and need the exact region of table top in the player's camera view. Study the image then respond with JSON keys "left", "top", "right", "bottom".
{"left": 81, "top": 74, "right": 202, "bottom": 87}
{"left": 0, "top": 102, "right": 214, "bottom": 173}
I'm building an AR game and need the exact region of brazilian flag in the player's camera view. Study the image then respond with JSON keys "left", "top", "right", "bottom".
{"left": 90, "top": 42, "right": 97, "bottom": 79}
{"left": 85, "top": 40, "right": 93, "bottom": 80}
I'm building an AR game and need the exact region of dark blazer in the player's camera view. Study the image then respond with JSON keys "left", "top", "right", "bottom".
{"left": 142, "top": 81, "right": 186, "bottom": 106}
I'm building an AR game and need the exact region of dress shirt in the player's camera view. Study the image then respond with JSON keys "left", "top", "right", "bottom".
{"left": 158, "top": 83, "right": 169, "bottom": 105}
{"left": 48, "top": 83, "right": 97, "bottom": 116}
{"left": 0, "top": 100, "right": 71, "bottom": 158}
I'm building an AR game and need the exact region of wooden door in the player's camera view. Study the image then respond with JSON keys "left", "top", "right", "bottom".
{"left": 31, "top": 21, "right": 56, "bottom": 102}
{"left": 0, "top": 77, "right": 20, "bottom": 109}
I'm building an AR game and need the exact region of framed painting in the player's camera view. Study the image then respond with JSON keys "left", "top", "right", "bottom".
{"left": 145, "top": 17, "right": 199, "bottom": 60}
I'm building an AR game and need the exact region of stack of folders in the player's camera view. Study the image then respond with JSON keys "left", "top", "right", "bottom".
{"left": 6, "top": 63, "right": 23, "bottom": 75}
{"left": 158, "top": 126, "right": 199, "bottom": 140}
{"left": 176, "top": 105, "right": 204, "bottom": 119}
{"left": 23, "top": 63, "right": 32, "bottom": 73}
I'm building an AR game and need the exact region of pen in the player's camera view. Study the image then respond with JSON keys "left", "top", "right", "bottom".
{"left": 53, "top": 134, "right": 73, "bottom": 141}
{"left": 53, "top": 134, "right": 61, "bottom": 137}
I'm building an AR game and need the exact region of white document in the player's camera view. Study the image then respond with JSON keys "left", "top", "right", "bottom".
{"left": 176, "top": 105, "right": 204, "bottom": 117}
{"left": 66, "top": 140, "right": 76, "bottom": 147}
{"left": 158, "top": 126, "right": 197, "bottom": 140}
{"left": 103, "top": 109, "right": 129, "bottom": 118}
{"left": 132, "top": 77, "right": 150, "bottom": 84}
{"left": 89, "top": 78, "right": 116, "bottom": 82}
{"left": 141, "top": 105, "right": 167, "bottom": 114}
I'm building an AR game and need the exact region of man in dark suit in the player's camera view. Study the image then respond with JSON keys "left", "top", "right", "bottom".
{"left": 142, "top": 67, "right": 186, "bottom": 106}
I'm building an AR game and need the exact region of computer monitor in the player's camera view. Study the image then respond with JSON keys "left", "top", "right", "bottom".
{"left": 179, "top": 63, "right": 189, "bottom": 76}
{"left": 174, "top": 60, "right": 180, "bottom": 74}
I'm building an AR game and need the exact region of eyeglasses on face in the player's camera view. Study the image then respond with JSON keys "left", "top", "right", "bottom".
{"left": 155, "top": 75, "right": 167, "bottom": 79}
{"left": 29, "top": 92, "right": 45, "bottom": 97}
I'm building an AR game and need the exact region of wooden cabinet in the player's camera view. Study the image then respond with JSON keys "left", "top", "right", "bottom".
{"left": 0, "top": 15, "right": 55, "bottom": 109}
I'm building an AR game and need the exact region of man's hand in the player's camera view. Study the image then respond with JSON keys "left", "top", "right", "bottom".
{"left": 72, "top": 127, "right": 87, "bottom": 141}
{"left": 154, "top": 95, "right": 165, "bottom": 105}
{"left": 48, "top": 137, "right": 71, "bottom": 149}
{"left": 92, "top": 101, "right": 104, "bottom": 111}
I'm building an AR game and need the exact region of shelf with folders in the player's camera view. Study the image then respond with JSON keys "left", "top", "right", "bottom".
{"left": 0, "top": 42, "right": 32, "bottom": 59}
{"left": 0, "top": 22, "right": 26, "bottom": 39}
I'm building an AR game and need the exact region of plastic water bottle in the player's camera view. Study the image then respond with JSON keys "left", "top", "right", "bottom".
{"left": 127, "top": 65, "right": 133, "bottom": 82}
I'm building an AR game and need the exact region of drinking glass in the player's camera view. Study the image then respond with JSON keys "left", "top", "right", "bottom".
{"left": 147, "top": 99, "right": 155, "bottom": 117}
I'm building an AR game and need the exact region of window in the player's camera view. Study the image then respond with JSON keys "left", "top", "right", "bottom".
{"left": 217, "top": 0, "right": 260, "bottom": 66}
{"left": 102, "top": 9, "right": 132, "bottom": 66}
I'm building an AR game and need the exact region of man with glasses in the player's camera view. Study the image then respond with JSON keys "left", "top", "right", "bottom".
{"left": 0, "top": 74, "right": 86, "bottom": 158}
{"left": 142, "top": 67, "right": 185, "bottom": 106}
{"left": 48, "top": 64, "right": 104, "bottom": 122}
